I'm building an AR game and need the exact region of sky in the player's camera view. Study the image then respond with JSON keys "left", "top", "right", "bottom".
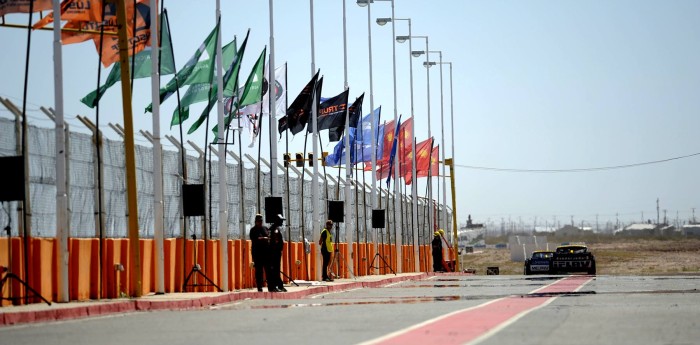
{"left": 1, "top": 0, "right": 699, "bottom": 229}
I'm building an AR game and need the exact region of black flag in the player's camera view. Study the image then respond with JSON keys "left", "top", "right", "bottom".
{"left": 278, "top": 70, "right": 320, "bottom": 136}
{"left": 328, "top": 92, "right": 364, "bottom": 142}
{"left": 309, "top": 89, "right": 349, "bottom": 132}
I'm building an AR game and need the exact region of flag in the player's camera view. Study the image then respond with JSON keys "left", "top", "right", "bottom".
{"left": 80, "top": 13, "right": 175, "bottom": 108}
{"left": 188, "top": 28, "right": 250, "bottom": 135}
{"left": 172, "top": 39, "right": 238, "bottom": 125}
{"left": 238, "top": 48, "right": 267, "bottom": 108}
{"left": 404, "top": 137, "right": 433, "bottom": 185}
{"left": 36, "top": 0, "right": 156, "bottom": 67}
{"left": 235, "top": 62, "right": 287, "bottom": 117}
{"left": 386, "top": 115, "right": 402, "bottom": 188}
{"left": 0, "top": 0, "right": 52, "bottom": 16}
{"left": 398, "top": 117, "right": 414, "bottom": 177}
{"left": 327, "top": 92, "right": 363, "bottom": 142}
{"left": 145, "top": 23, "right": 221, "bottom": 114}
{"left": 308, "top": 89, "right": 349, "bottom": 139}
{"left": 354, "top": 107, "right": 381, "bottom": 163}
{"left": 325, "top": 128, "right": 357, "bottom": 166}
{"left": 278, "top": 71, "right": 320, "bottom": 136}
{"left": 217, "top": 47, "right": 266, "bottom": 144}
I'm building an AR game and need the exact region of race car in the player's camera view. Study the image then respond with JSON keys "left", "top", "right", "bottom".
{"left": 551, "top": 244, "right": 596, "bottom": 275}
{"left": 524, "top": 250, "right": 554, "bottom": 275}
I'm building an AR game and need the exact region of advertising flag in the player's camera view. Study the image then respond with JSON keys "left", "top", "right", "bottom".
{"left": 278, "top": 71, "right": 320, "bottom": 135}
{"left": 1, "top": 0, "right": 52, "bottom": 16}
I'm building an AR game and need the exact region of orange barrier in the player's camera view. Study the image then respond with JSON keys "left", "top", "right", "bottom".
{"left": 0, "top": 237, "right": 427, "bottom": 304}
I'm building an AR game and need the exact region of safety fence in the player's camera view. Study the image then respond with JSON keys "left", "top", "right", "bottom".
{"left": 0, "top": 116, "right": 452, "bottom": 247}
{"left": 0, "top": 237, "right": 433, "bottom": 304}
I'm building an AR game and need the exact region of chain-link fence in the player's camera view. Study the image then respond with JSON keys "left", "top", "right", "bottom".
{"left": 0, "top": 117, "right": 452, "bottom": 242}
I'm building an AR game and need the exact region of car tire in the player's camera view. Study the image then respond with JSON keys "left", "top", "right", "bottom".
{"left": 588, "top": 261, "right": 596, "bottom": 275}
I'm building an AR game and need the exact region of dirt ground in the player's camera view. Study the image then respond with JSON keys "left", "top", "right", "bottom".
{"left": 458, "top": 237, "right": 700, "bottom": 275}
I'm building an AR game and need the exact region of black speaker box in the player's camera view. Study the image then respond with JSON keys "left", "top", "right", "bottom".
{"left": 0, "top": 156, "right": 25, "bottom": 202}
{"left": 328, "top": 200, "right": 344, "bottom": 223}
{"left": 372, "top": 209, "right": 385, "bottom": 228}
{"left": 265, "top": 197, "right": 283, "bottom": 223}
{"left": 182, "top": 184, "right": 205, "bottom": 217}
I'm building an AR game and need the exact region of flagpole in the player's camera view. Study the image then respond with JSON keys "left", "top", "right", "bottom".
{"left": 268, "top": 0, "right": 279, "bottom": 197}
{"left": 358, "top": 0, "right": 378, "bottom": 275}
{"left": 150, "top": 0, "right": 165, "bottom": 294}
{"left": 388, "top": 0, "right": 401, "bottom": 272}
{"left": 342, "top": 0, "right": 354, "bottom": 275}
{"left": 214, "top": 0, "right": 229, "bottom": 291}
{"left": 438, "top": 52, "right": 447, "bottom": 250}
{"left": 51, "top": 0, "right": 69, "bottom": 303}
{"left": 309, "top": 0, "right": 322, "bottom": 281}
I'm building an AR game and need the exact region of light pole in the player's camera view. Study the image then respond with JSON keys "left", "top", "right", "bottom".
{"left": 392, "top": 19, "right": 420, "bottom": 272}
{"left": 373, "top": 0, "right": 401, "bottom": 272}
{"left": 309, "top": 0, "right": 322, "bottom": 281}
{"left": 398, "top": 34, "right": 431, "bottom": 271}
{"left": 425, "top": 50, "right": 446, "bottom": 241}
{"left": 357, "top": 0, "right": 379, "bottom": 272}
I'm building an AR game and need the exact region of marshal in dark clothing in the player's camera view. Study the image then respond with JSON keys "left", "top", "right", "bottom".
{"left": 268, "top": 215, "right": 287, "bottom": 292}
{"left": 431, "top": 232, "right": 444, "bottom": 272}
{"left": 250, "top": 214, "right": 280, "bottom": 292}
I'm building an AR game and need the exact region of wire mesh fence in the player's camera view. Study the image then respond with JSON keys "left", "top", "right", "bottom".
{"left": 0, "top": 117, "right": 452, "bottom": 241}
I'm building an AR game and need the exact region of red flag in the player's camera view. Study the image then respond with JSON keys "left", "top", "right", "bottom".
{"left": 404, "top": 138, "right": 432, "bottom": 185}
{"left": 0, "top": 0, "right": 52, "bottom": 17}
{"left": 398, "top": 117, "right": 413, "bottom": 177}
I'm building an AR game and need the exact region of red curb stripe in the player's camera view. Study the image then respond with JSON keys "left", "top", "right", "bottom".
{"left": 0, "top": 274, "right": 426, "bottom": 326}
{"left": 365, "top": 276, "right": 593, "bottom": 345}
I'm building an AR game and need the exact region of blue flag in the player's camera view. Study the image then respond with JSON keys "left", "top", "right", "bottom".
{"left": 386, "top": 115, "right": 402, "bottom": 189}
{"left": 355, "top": 107, "right": 381, "bottom": 163}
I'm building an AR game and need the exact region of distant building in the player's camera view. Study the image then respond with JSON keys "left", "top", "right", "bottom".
{"left": 682, "top": 224, "right": 700, "bottom": 236}
{"left": 615, "top": 223, "right": 679, "bottom": 236}
{"left": 554, "top": 225, "right": 593, "bottom": 237}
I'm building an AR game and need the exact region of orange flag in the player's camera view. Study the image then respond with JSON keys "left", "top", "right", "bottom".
{"left": 33, "top": 0, "right": 153, "bottom": 67}
{"left": 0, "top": 0, "right": 52, "bottom": 17}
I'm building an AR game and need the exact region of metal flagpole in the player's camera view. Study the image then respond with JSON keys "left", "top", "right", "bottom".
{"left": 269, "top": 0, "right": 279, "bottom": 197}
{"left": 150, "top": 0, "right": 165, "bottom": 294}
{"left": 359, "top": 0, "right": 379, "bottom": 274}
{"left": 388, "top": 0, "right": 401, "bottom": 272}
{"left": 309, "top": 0, "right": 322, "bottom": 281}
{"left": 214, "top": 0, "right": 229, "bottom": 291}
{"left": 52, "top": 0, "right": 69, "bottom": 302}
{"left": 342, "top": 0, "right": 354, "bottom": 274}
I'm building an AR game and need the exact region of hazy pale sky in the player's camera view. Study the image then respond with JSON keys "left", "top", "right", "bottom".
{"left": 1, "top": 1, "right": 699, "bottom": 227}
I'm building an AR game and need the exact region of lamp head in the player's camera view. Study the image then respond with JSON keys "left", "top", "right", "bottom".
{"left": 376, "top": 17, "right": 391, "bottom": 26}
{"left": 423, "top": 61, "right": 436, "bottom": 67}
{"left": 396, "top": 35, "right": 409, "bottom": 43}
{"left": 411, "top": 50, "right": 425, "bottom": 57}
{"left": 357, "top": 0, "right": 370, "bottom": 7}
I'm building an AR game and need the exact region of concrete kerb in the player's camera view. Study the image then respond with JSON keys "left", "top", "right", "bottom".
{"left": 0, "top": 273, "right": 430, "bottom": 326}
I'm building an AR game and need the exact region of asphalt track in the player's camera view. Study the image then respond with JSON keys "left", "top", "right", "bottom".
{"left": 1, "top": 274, "right": 698, "bottom": 345}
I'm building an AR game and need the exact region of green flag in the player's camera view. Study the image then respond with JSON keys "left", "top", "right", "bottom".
{"left": 80, "top": 14, "right": 175, "bottom": 108}
{"left": 145, "top": 21, "right": 219, "bottom": 113}
{"left": 187, "top": 29, "right": 250, "bottom": 135}
{"left": 238, "top": 47, "right": 267, "bottom": 108}
{"left": 208, "top": 47, "right": 267, "bottom": 138}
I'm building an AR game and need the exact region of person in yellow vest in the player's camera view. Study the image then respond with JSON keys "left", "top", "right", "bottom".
{"left": 319, "top": 220, "right": 334, "bottom": 282}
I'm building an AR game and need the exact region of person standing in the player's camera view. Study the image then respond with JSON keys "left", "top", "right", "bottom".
{"left": 432, "top": 231, "right": 444, "bottom": 272}
{"left": 268, "top": 214, "right": 287, "bottom": 292}
{"left": 250, "top": 214, "right": 279, "bottom": 292}
{"left": 319, "top": 220, "right": 334, "bottom": 282}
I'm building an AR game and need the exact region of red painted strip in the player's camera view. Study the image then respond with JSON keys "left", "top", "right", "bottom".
{"left": 367, "top": 276, "right": 592, "bottom": 345}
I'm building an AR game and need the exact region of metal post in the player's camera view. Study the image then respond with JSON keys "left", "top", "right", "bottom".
{"left": 309, "top": 0, "right": 322, "bottom": 281}
{"left": 269, "top": 0, "right": 279, "bottom": 198}
{"left": 342, "top": 0, "right": 354, "bottom": 273}
{"left": 214, "top": 0, "right": 229, "bottom": 292}
{"left": 149, "top": 0, "right": 165, "bottom": 294}
{"left": 51, "top": 0, "right": 69, "bottom": 302}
